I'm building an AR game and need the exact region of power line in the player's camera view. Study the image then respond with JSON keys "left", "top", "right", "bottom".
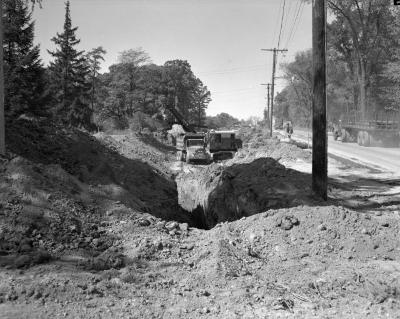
{"left": 281, "top": 0, "right": 294, "bottom": 48}
{"left": 284, "top": 0, "right": 301, "bottom": 48}
{"left": 277, "top": 0, "right": 286, "bottom": 49}
{"left": 271, "top": 0, "right": 284, "bottom": 48}
{"left": 197, "top": 64, "right": 271, "bottom": 76}
{"left": 285, "top": 0, "right": 305, "bottom": 49}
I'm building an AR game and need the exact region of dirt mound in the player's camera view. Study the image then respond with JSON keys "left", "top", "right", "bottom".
{"left": 233, "top": 137, "right": 311, "bottom": 165}
{"left": 0, "top": 156, "right": 118, "bottom": 266}
{"left": 6, "top": 118, "right": 184, "bottom": 221}
{"left": 0, "top": 118, "right": 196, "bottom": 267}
{"left": 178, "top": 206, "right": 400, "bottom": 317}
{"left": 94, "top": 131, "right": 176, "bottom": 174}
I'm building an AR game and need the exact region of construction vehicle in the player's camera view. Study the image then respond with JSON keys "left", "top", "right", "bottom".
{"left": 165, "top": 104, "right": 212, "bottom": 164}
{"left": 176, "top": 133, "right": 211, "bottom": 164}
{"left": 164, "top": 103, "right": 241, "bottom": 163}
{"left": 207, "top": 130, "right": 240, "bottom": 161}
{"left": 337, "top": 109, "right": 400, "bottom": 147}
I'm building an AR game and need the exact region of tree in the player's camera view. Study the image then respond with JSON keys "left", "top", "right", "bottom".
{"left": 192, "top": 78, "right": 211, "bottom": 127}
{"left": 86, "top": 46, "right": 106, "bottom": 111}
{"left": 327, "top": 0, "right": 398, "bottom": 117}
{"left": 163, "top": 60, "right": 198, "bottom": 122}
{"left": 3, "top": 0, "right": 45, "bottom": 117}
{"left": 47, "top": 0, "right": 91, "bottom": 128}
{"left": 0, "top": 0, "right": 42, "bottom": 155}
{"left": 205, "top": 113, "right": 239, "bottom": 130}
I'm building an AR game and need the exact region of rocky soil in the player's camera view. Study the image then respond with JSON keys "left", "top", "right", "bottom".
{"left": 1, "top": 119, "right": 400, "bottom": 318}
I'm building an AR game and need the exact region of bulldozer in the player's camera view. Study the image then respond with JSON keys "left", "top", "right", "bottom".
{"left": 206, "top": 130, "right": 240, "bottom": 161}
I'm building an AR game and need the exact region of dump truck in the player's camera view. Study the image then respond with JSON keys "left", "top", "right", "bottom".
{"left": 176, "top": 133, "right": 211, "bottom": 164}
{"left": 337, "top": 109, "right": 400, "bottom": 147}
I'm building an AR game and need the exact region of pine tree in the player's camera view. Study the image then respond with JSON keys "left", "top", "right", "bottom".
{"left": 48, "top": 0, "right": 91, "bottom": 128}
{"left": 86, "top": 46, "right": 106, "bottom": 111}
{"left": 3, "top": 0, "right": 45, "bottom": 116}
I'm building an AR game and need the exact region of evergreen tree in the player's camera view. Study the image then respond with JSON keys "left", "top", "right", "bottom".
{"left": 3, "top": 0, "right": 45, "bottom": 116}
{"left": 48, "top": 0, "right": 91, "bottom": 128}
{"left": 86, "top": 46, "right": 106, "bottom": 111}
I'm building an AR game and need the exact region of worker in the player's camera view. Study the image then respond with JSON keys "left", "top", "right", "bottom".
{"left": 285, "top": 121, "right": 293, "bottom": 139}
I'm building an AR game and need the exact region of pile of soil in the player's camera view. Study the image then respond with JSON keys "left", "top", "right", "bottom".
{"left": 95, "top": 132, "right": 176, "bottom": 175}
{"left": 1, "top": 122, "right": 399, "bottom": 318}
{"left": 233, "top": 136, "right": 311, "bottom": 165}
{"left": 0, "top": 117, "right": 195, "bottom": 269}
{"left": 1, "top": 204, "right": 398, "bottom": 318}
{"left": 6, "top": 118, "right": 183, "bottom": 220}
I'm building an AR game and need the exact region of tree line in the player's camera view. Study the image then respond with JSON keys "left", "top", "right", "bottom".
{"left": 275, "top": 0, "right": 400, "bottom": 127}
{"left": 2, "top": 0, "right": 211, "bottom": 132}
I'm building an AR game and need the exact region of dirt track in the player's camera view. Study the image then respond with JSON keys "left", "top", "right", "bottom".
{"left": 1, "top": 121, "right": 400, "bottom": 318}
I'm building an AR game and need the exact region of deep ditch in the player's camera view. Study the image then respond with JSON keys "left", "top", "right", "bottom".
{"left": 175, "top": 157, "right": 319, "bottom": 230}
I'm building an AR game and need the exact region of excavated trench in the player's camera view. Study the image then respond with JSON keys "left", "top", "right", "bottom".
{"left": 176, "top": 157, "right": 317, "bottom": 230}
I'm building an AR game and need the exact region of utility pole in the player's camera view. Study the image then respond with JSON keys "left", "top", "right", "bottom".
{"left": 312, "top": 0, "right": 327, "bottom": 200}
{"left": 260, "top": 83, "right": 271, "bottom": 125}
{"left": 267, "top": 83, "right": 271, "bottom": 119}
{"left": 261, "top": 48, "right": 287, "bottom": 137}
{"left": 0, "top": 2, "right": 4, "bottom": 156}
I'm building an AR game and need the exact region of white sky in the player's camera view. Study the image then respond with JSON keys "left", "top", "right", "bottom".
{"left": 33, "top": 0, "right": 312, "bottom": 120}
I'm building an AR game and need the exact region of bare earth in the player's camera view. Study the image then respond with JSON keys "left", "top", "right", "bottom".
{"left": 0, "top": 121, "right": 399, "bottom": 318}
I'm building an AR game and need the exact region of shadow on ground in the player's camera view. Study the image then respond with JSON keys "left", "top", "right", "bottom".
{"left": 0, "top": 118, "right": 197, "bottom": 270}
{"left": 6, "top": 118, "right": 192, "bottom": 224}
{"left": 330, "top": 176, "right": 400, "bottom": 211}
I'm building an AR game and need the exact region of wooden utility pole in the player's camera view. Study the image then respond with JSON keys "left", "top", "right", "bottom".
{"left": 262, "top": 48, "right": 287, "bottom": 137}
{"left": 312, "top": 0, "right": 327, "bottom": 200}
{"left": 0, "top": 2, "right": 4, "bottom": 156}
{"left": 260, "top": 83, "right": 271, "bottom": 125}
{"left": 267, "top": 83, "right": 271, "bottom": 118}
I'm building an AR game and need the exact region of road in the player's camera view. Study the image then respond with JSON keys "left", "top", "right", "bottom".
{"left": 291, "top": 129, "right": 400, "bottom": 174}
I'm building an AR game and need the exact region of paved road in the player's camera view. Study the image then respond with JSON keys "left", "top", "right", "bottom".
{"left": 292, "top": 129, "right": 400, "bottom": 174}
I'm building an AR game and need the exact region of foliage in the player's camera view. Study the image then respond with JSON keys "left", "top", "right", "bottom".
{"left": 279, "top": 1, "right": 400, "bottom": 124}
{"left": 205, "top": 112, "right": 239, "bottom": 130}
{"left": 327, "top": 0, "right": 399, "bottom": 115}
{"left": 3, "top": 0, "right": 45, "bottom": 116}
{"left": 47, "top": 0, "right": 91, "bottom": 128}
{"left": 94, "top": 56, "right": 211, "bottom": 132}
{"left": 86, "top": 46, "right": 106, "bottom": 111}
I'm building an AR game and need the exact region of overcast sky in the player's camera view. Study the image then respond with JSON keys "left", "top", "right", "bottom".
{"left": 33, "top": 0, "right": 312, "bottom": 120}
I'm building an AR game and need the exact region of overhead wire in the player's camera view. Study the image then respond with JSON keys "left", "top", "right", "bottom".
{"left": 280, "top": 0, "right": 294, "bottom": 48}
{"left": 197, "top": 64, "right": 271, "bottom": 76}
{"left": 271, "top": 0, "right": 284, "bottom": 47}
{"left": 276, "top": 0, "right": 286, "bottom": 49}
{"left": 284, "top": 0, "right": 305, "bottom": 50}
